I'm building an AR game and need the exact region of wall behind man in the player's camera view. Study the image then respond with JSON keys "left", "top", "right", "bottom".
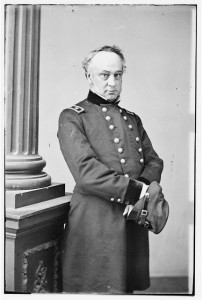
{"left": 39, "top": 5, "right": 195, "bottom": 279}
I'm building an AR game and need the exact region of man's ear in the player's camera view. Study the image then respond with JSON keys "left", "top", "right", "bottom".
{"left": 87, "top": 72, "right": 92, "bottom": 84}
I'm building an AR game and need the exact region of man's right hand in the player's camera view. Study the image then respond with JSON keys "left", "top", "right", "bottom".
{"left": 123, "top": 205, "right": 134, "bottom": 216}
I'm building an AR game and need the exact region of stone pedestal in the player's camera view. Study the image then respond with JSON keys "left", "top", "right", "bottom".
{"left": 5, "top": 194, "right": 71, "bottom": 293}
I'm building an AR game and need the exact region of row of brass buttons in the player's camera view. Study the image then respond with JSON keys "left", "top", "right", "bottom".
{"left": 102, "top": 107, "right": 144, "bottom": 165}
{"left": 119, "top": 109, "right": 144, "bottom": 164}
{"left": 102, "top": 107, "right": 125, "bottom": 202}
{"left": 110, "top": 197, "right": 122, "bottom": 202}
{"left": 101, "top": 106, "right": 144, "bottom": 203}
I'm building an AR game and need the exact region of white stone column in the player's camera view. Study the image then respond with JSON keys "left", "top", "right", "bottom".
{"left": 5, "top": 5, "right": 51, "bottom": 190}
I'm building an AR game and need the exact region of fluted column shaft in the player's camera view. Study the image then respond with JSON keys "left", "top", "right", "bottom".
{"left": 5, "top": 5, "right": 51, "bottom": 190}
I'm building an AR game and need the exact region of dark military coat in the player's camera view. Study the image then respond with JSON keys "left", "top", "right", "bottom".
{"left": 58, "top": 90, "right": 163, "bottom": 294}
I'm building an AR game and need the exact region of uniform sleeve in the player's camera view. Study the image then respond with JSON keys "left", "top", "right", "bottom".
{"left": 136, "top": 115, "right": 164, "bottom": 184}
{"left": 57, "top": 109, "right": 143, "bottom": 206}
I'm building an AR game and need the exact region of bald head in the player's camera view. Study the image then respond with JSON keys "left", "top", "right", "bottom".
{"left": 82, "top": 45, "right": 126, "bottom": 76}
{"left": 88, "top": 51, "right": 123, "bottom": 74}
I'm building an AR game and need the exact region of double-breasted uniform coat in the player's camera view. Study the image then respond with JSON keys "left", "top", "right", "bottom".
{"left": 58, "top": 90, "right": 163, "bottom": 294}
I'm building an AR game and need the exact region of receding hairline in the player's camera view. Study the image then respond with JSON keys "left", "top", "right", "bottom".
{"left": 88, "top": 51, "right": 123, "bottom": 69}
{"left": 82, "top": 45, "right": 126, "bottom": 76}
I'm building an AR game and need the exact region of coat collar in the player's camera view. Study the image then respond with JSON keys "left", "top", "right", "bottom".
{"left": 87, "top": 90, "right": 120, "bottom": 106}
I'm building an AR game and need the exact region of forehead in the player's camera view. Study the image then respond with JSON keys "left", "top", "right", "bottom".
{"left": 89, "top": 51, "right": 123, "bottom": 72}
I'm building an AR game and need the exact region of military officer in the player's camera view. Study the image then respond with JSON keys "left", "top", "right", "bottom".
{"left": 58, "top": 45, "right": 163, "bottom": 294}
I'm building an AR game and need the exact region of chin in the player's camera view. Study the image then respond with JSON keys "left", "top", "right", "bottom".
{"left": 108, "top": 96, "right": 119, "bottom": 102}
{"left": 106, "top": 93, "right": 118, "bottom": 99}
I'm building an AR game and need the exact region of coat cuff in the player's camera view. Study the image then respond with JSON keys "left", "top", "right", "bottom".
{"left": 138, "top": 176, "right": 150, "bottom": 185}
{"left": 123, "top": 179, "right": 143, "bottom": 206}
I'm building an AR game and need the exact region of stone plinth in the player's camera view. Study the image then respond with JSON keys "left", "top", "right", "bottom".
{"left": 5, "top": 194, "right": 71, "bottom": 293}
{"left": 6, "top": 183, "right": 65, "bottom": 209}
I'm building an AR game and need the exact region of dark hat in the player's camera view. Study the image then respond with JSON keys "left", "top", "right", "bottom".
{"left": 127, "top": 181, "right": 169, "bottom": 234}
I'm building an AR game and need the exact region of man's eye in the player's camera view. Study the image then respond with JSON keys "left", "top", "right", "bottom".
{"left": 115, "top": 74, "right": 122, "bottom": 79}
{"left": 101, "top": 74, "right": 109, "bottom": 79}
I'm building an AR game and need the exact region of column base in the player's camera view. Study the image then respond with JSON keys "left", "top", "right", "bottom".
{"left": 6, "top": 172, "right": 51, "bottom": 190}
{"left": 6, "top": 154, "right": 47, "bottom": 172}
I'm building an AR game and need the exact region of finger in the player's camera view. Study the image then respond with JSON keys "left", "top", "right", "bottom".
{"left": 127, "top": 205, "right": 134, "bottom": 216}
{"left": 123, "top": 206, "right": 129, "bottom": 216}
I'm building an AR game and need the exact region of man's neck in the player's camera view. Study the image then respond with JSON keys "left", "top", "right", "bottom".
{"left": 90, "top": 89, "right": 107, "bottom": 101}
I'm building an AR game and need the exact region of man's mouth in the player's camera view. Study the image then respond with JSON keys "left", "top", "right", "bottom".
{"left": 108, "top": 90, "right": 116, "bottom": 94}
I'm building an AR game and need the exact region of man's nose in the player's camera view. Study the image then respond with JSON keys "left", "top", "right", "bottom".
{"left": 107, "top": 75, "right": 116, "bottom": 86}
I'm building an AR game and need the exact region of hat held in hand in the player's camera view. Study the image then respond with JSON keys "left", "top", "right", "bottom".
{"left": 127, "top": 181, "right": 169, "bottom": 234}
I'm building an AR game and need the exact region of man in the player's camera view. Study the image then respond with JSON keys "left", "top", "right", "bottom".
{"left": 58, "top": 45, "right": 163, "bottom": 294}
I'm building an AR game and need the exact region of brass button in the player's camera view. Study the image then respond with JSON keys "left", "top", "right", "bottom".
{"left": 118, "top": 147, "right": 123, "bottom": 153}
{"left": 109, "top": 125, "right": 114, "bottom": 130}
{"left": 124, "top": 174, "right": 129, "bottom": 178}
{"left": 140, "top": 158, "right": 144, "bottom": 163}
{"left": 123, "top": 116, "right": 127, "bottom": 121}
{"left": 128, "top": 124, "right": 133, "bottom": 129}
{"left": 138, "top": 148, "right": 142, "bottom": 152}
{"left": 136, "top": 137, "right": 140, "bottom": 142}
{"left": 114, "top": 138, "right": 120, "bottom": 143}
{"left": 120, "top": 158, "right": 126, "bottom": 164}
{"left": 106, "top": 116, "right": 111, "bottom": 121}
{"left": 119, "top": 109, "right": 123, "bottom": 113}
{"left": 110, "top": 197, "right": 114, "bottom": 201}
{"left": 117, "top": 198, "right": 121, "bottom": 202}
{"left": 102, "top": 107, "right": 107, "bottom": 112}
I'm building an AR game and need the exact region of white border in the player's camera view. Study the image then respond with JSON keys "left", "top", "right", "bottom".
{"left": 0, "top": 1, "right": 201, "bottom": 300}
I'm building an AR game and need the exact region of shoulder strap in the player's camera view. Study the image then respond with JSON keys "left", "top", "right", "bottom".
{"left": 69, "top": 105, "right": 85, "bottom": 114}
{"left": 125, "top": 109, "right": 135, "bottom": 115}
